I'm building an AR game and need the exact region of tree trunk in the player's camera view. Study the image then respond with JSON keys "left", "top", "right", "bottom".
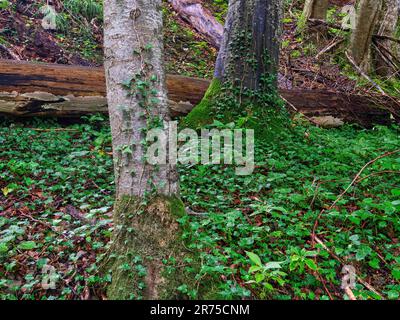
{"left": 103, "top": 0, "right": 195, "bottom": 300}
{"left": 0, "top": 85, "right": 393, "bottom": 127}
{"left": 214, "top": 0, "right": 281, "bottom": 89}
{"left": 375, "top": 0, "right": 399, "bottom": 76}
{"left": 350, "top": 0, "right": 383, "bottom": 73}
{"left": 300, "top": 0, "right": 330, "bottom": 43}
{"left": 302, "top": 0, "right": 330, "bottom": 20}
{"left": 185, "top": 0, "right": 283, "bottom": 130}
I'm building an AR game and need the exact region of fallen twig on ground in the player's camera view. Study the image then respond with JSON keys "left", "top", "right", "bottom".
{"left": 0, "top": 43, "right": 21, "bottom": 60}
{"left": 311, "top": 149, "right": 400, "bottom": 287}
{"left": 330, "top": 149, "right": 400, "bottom": 209}
{"left": 316, "top": 39, "right": 345, "bottom": 60}
{"left": 314, "top": 236, "right": 383, "bottom": 299}
{"left": 345, "top": 51, "right": 386, "bottom": 95}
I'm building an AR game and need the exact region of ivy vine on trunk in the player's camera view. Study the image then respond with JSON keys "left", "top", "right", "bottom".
{"left": 103, "top": 0, "right": 199, "bottom": 300}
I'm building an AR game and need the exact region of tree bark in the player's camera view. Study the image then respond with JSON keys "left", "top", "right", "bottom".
{"left": 0, "top": 60, "right": 210, "bottom": 104}
{"left": 185, "top": 0, "right": 283, "bottom": 130}
{"left": 303, "top": 0, "right": 330, "bottom": 20}
{"left": 103, "top": 0, "right": 194, "bottom": 300}
{"left": 350, "top": 0, "right": 383, "bottom": 73}
{"left": 375, "top": 0, "right": 400, "bottom": 76}
{"left": 168, "top": 0, "right": 223, "bottom": 49}
{"left": 214, "top": 0, "right": 282, "bottom": 90}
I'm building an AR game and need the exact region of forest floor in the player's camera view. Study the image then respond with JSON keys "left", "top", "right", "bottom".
{"left": 0, "top": 116, "right": 399, "bottom": 300}
{"left": 0, "top": 0, "right": 399, "bottom": 300}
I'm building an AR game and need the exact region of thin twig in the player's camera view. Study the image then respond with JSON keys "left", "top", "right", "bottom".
{"left": 316, "top": 39, "right": 345, "bottom": 60}
{"left": 0, "top": 43, "right": 20, "bottom": 60}
{"left": 344, "top": 286, "right": 357, "bottom": 300}
{"left": 186, "top": 207, "right": 208, "bottom": 217}
{"left": 330, "top": 149, "right": 400, "bottom": 209}
{"left": 312, "top": 149, "right": 400, "bottom": 247}
{"left": 356, "top": 170, "right": 400, "bottom": 183}
{"left": 307, "top": 19, "right": 400, "bottom": 45}
{"left": 345, "top": 51, "right": 386, "bottom": 95}
{"left": 315, "top": 236, "right": 383, "bottom": 299}
{"left": 374, "top": 34, "right": 400, "bottom": 46}
{"left": 28, "top": 128, "right": 79, "bottom": 132}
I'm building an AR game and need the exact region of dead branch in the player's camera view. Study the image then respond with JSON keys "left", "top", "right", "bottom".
{"left": 330, "top": 149, "right": 400, "bottom": 209}
{"left": 345, "top": 51, "right": 386, "bottom": 95}
{"left": 374, "top": 34, "right": 400, "bottom": 46}
{"left": 0, "top": 43, "right": 21, "bottom": 60}
{"left": 316, "top": 39, "right": 345, "bottom": 59}
{"left": 168, "top": 0, "right": 223, "bottom": 49}
{"left": 308, "top": 19, "right": 400, "bottom": 45}
{"left": 314, "top": 236, "right": 383, "bottom": 299}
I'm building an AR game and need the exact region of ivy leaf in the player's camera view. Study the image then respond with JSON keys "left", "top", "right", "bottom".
{"left": 265, "top": 261, "right": 283, "bottom": 270}
{"left": 305, "top": 259, "right": 318, "bottom": 271}
{"left": 355, "top": 245, "right": 372, "bottom": 261}
{"left": 255, "top": 273, "right": 265, "bottom": 283}
{"left": 121, "top": 78, "right": 132, "bottom": 88}
{"left": 391, "top": 189, "right": 400, "bottom": 196}
{"left": 246, "top": 251, "right": 262, "bottom": 267}
{"left": 18, "top": 241, "right": 37, "bottom": 250}
{"left": 392, "top": 268, "right": 400, "bottom": 280}
{"left": 0, "top": 243, "right": 8, "bottom": 254}
{"left": 249, "top": 265, "right": 261, "bottom": 273}
{"left": 150, "top": 74, "right": 158, "bottom": 82}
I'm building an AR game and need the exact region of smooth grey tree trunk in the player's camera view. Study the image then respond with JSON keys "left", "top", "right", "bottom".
{"left": 103, "top": 0, "right": 192, "bottom": 300}
{"left": 104, "top": 0, "right": 178, "bottom": 198}
{"left": 302, "top": 0, "right": 330, "bottom": 20}
{"left": 350, "top": 0, "right": 383, "bottom": 73}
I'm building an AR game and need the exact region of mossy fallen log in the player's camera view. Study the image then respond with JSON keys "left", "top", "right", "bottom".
{"left": 0, "top": 59, "right": 394, "bottom": 126}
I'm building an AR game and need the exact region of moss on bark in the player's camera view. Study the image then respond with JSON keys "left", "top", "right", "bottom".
{"left": 182, "top": 78, "right": 222, "bottom": 129}
{"left": 104, "top": 195, "right": 200, "bottom": 300}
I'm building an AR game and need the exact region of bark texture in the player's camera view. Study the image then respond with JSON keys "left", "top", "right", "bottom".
{"left": 350, "top": 0, "right": 383, "bottom": 73}
{"left": 0, "top": 59, "right": 209, "bottom": 105}
{"left": 103, "top": 0, "right": 194, "bottom": 300}
{"left": 302, "top": 0, "right": 330, "bottom": 20}
{"left": 375, "top": 0, "right": 400, "bottom": 76}
{"left": 214, "top": 0, "right": 282, "bottom": 90}
{"left": 169, "top": 0, "right": 223, "bottom": 48}
{"left": 104, "top": 0, "right": 177, "bottom": 197}
{"left": 0, "top": 85, "right": 393, "bottom": 127}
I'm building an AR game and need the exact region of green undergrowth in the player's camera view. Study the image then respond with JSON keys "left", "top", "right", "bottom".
{"left": 163, "top": 3, "right": 218, "bottom": 78}
{"left": 184, "top": 77, "right": 288, "bottom": 140}
{"left": 0, "top": 116, "right": 399, "bottom": 300}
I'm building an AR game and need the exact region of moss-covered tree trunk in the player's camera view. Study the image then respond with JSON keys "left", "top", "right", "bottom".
{"left": 103, "top": 0, "right": 194, "bottom": 300}
{"left": 350, "top": 0, "right": 383, "bottom": 73}
{"left": 185, "top": 0, "right": 283, "bottom": 129}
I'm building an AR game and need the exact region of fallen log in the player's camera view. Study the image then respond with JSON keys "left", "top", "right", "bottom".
{"left": 0, "top": 60, "right": 394, "bottom": 126}
{"left": 168, "top": 0, "right": 223, "bottom": 49}
{"left": 280, "top": 89, "right": 394, "bottom": 127}
{"left": 0, "top": 60, "right": 209, "bottom": 104}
